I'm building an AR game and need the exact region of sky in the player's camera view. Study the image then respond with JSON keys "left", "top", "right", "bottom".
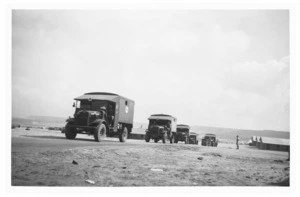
{"left": 12, "top": 10, "right": 289, "bottom": 131}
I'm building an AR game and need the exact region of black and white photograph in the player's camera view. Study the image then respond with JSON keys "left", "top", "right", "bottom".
{"left": 4, "top": 0, "right": 298, "bottom": 191}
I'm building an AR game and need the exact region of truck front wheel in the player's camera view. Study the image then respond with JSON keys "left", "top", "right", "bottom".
{"left": 169, "top": 135, "right": 173, "bottom": 144}
{"left": 174, "top": 136, "right": 178, "bottom": 143}
{"left": 119, "top": 126, "right": 128, "bottom": 142}
{"left": 65, "top": 123, "right": 77, "bottom": 139}
{"left": 145, "top": 133, "right": 150, "bottom": 142}
{"left": 162, "top": 134, "right": 166, "bottom": 144}
{"left": 94, "top": 124, "right": 106, "bottom": 142}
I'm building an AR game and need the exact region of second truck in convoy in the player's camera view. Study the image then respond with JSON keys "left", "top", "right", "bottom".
{"left": 145, "top": 114, "right": 177, "bottom": 144}
{"left": 174, "top": 124, "right": 190, "bottom": 144}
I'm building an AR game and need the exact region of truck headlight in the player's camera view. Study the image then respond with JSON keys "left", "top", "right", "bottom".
{"left": 118, "top": 123, "right": 122, "bottom": 129}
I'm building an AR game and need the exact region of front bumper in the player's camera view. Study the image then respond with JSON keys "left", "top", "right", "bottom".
{"left": 176, "top": 135, "right": 187, "bottom": 141}
{"left": 147, "top": 132, "right": 165, "bottom": 138}
{"left": 67, "top": 125, "right": 96, "bottom": 130}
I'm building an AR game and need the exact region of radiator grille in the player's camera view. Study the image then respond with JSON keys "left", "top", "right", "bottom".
{"left": 75, "top": 111, "right": 89, "bottom": 126}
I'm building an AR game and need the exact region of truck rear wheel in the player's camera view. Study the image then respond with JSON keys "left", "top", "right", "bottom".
{"left": 94, "top": 124, "right": 106, "bottom": 142}
{"left": 154, "top": 139, "right": 159, "bottom": 143}
{"left": 65, "top": 123, "right": 77, "bottom": 139}
{"left": 119, "top": 126, "right": 128, "bottom": 142}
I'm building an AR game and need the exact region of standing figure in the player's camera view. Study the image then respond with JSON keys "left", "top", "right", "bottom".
{"left": 166, "top": 121, "right": 171, "bottom": 137}
{"left": 236, "top": 135, "right": 239, "bottom": 149}
{"left": 100, "top": 106, "right": 108, "bottom": 123}
{"left": 206, "top": 138, "right": 210, "bottom": 146}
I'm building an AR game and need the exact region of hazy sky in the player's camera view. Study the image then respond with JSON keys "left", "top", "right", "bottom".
{"left": 12, "top": 10, "right": 289, "bottom": 131}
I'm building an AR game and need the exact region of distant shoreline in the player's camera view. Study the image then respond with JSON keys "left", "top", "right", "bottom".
{"left": 12, "top": 116, "right": 289, "bottom": 141}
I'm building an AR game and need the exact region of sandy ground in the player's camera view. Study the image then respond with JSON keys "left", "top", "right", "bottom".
{"left": 11, "top": 128, "right": 289, "bottom": 186}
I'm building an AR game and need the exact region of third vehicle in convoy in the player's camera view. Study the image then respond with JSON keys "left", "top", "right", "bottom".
{"left": 174, "top": 124, "right": 190, "bottom": 144}
{"left": 64, "top": 92, "right": 135, "bottom": 143}
{"left": 201, "top": 133, "right": 219, "bottom": 147}
{"left": 188, "top": 132, "right": 199, "bottom": 145}
{"left": 145, "top": 114, "right": 177, "bottom": 144}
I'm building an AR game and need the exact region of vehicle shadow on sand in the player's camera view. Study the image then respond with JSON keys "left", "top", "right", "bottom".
{"left": 21, "top": 135, "right": 104, "bottom": 142}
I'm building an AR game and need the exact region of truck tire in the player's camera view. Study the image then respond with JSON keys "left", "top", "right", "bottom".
{"left": 154, "top": 138, "right": 159, "bottom": 143}
{"left": 162, "top": 134, "right": 166, "bottom": 144}
{"left": 119, "top": 126, "right": 128, "bottom": 142}
{"left": 145, "top": 133, "right": 150, "bottom": 142}
{"left": 174, "top": 136, "right": 178, "bottom": 143}
{"left": 65, "top": 123, "right": 77, "bottom": 139}
{"left": 94, "top": 124, "right": 106, "bottom": 142}
{"left": 169, "top": 135, "right": 173, "bottom": 144}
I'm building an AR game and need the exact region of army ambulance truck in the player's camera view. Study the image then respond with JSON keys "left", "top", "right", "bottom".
{"left": 174, "top": 124, "right": 190, "bottom": 144}
{"left": 145, "top": 114, "right": 177, "bottom": 144}
{"left": 65, "top": 92, "right": 134, "bottom": 142}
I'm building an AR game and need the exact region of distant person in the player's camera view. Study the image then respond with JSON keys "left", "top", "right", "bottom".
{"left": 100, "top": 106, "right": 108, "bottom": 121}
{"left": 165, "top": 121, "right": 171, "bottom": 136}
{"left": 100, "top": 106, "right": 107, "bottom": 111}
{"left": 236, "top": 135, "right": 239, "bottom": 149}
{"left": 206, "top": 138, "right": 210, "bottom": 146}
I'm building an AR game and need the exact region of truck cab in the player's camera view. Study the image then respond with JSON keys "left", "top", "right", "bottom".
{"left": 65, "top": 92, "right": 134, "bottom": 142}
{"left": 174, "top": 124, "right": 190, "bottom": 144}
{"left": 145, "top": 114, "right": 177, "bottom": 144}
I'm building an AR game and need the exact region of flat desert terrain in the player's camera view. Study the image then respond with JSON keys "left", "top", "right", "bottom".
{"left": 11, "top": 128, "right": 289, "bottom": 186}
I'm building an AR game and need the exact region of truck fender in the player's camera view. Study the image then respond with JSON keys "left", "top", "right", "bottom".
{"left": 66, "top": 118, "right": 75, "bottom": 124}
{"left": 90, "top": 119, "right": 105, "bottom": 126}
{"left": 90, "top": 120, "right": 109, "bottom": 133}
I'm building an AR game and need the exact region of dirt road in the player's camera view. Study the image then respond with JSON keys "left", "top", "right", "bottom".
{"left": 11, "top": 128, "right": 289, "bottom": 186}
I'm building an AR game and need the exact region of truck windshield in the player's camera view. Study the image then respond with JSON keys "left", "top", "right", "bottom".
{"left": 149, "top": 119, "right": 170, "bottom": 126}
{"left": 177, "top": 128, "right": 189, "bottom": 133}
{"left": 204, "top": 136, "right": 216, "bottom": 140}
{"left": 79, "top": 100, "right": 108, "bottom": 111}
